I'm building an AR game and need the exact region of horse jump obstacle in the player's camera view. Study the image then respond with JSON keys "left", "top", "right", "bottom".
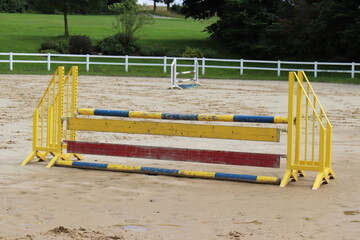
{"left": 170, "top": 58, "right": 200, "bottom": 89}
{"left": 22, "top": 66, "right": 335, "bottom": 189}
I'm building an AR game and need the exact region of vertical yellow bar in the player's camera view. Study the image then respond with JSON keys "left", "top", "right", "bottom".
{"left": 57, "top": 67, "right": 64, "bottom": 150}
{"left": 48, "top": 106, "right": 53, "bottom": 146}
{"left": 70, "top": 66, "right": 78, "bottom": 141}
{"left": 280, "top": 72, "right": 296, "bottom": 187}
{"left": 325, "top": 124, "right": 332, "bottom": 170}
{"left": 46, "top": 87, "right": 50, "bottom": 148}
{"left": 287, "top": 72, "right": 295, "bottom": 167}
{"left": 33, "top": 109, "right": 39, "bottom": 149}
{"left": 46, "top": 106, "right": 51, "bottom": 147}
{"left": 311, "top": 97, "right": 316, "bottom": 163}
{"left": 318, "top": 126, "right": 325, "bottom": 171}
{"left": 304, "top": 83, "right": 309, "bottom": 162}
{"left": 41, "top": 100, "right": 44, "bottom": 147}
{"left": 295, "top": 71, "right": 303, "bottom": 165}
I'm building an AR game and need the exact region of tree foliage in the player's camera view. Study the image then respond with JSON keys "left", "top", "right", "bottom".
{"left": 0, "top": 0, "right": 29, "bottom": 13}
{"left": 183, "top": 0, "right": 360, "bottom": 61}
{"left": 182, "top": 0, "right": 226, "bottom": 19}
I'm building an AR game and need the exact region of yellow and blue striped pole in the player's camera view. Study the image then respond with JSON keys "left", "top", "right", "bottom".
{"left": 56, "top": 160, "right": 280, "bottom": 185}
{"left": 78, "top": 108, "right": 288, "bottom": 124}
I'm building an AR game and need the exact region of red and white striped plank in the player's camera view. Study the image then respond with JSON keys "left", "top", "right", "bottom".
{"left": 65, "top": 141, "right": 281, "bottom": 168}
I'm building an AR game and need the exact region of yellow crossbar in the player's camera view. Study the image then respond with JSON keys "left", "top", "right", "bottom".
{"left": 67, "top": 118, "right": 280, "bottom": 142}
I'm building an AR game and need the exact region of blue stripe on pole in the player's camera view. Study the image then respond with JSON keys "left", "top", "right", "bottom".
{"left": 162, "top": 113, "right": 199, "bottom": 120}
{"left": 141, "top": 167, "right": 179, "bottom": 175}
{"left": 214, "top": 172, "right": 258, "bottom": 181}
{"left": 72, "top": 161, "right": 108, "bottom": 169}
{"left": 94, "top": 109, "right": 129, "bottom": 117}
{"left": 233, "top": 115, "right": 275, "bottom": 123}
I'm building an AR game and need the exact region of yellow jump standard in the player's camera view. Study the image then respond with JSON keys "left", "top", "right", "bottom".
{"left": 22, "top": 66, "right": 335, "bottom": 189}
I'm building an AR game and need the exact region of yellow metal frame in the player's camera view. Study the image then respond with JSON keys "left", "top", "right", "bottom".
{"left": 22, "top": 67, "right": 335, "bottom": 189}
{"left": 21, "top": 66, "right": 82, "bottom": 168}
{"left": 280, "top": 71, "right": 335, "bottom": 189}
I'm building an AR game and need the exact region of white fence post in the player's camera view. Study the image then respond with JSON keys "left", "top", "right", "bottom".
{"left": 86, "top": 54, "right": 90, "bottom": 72}
{"left": 277, "top": 60, "right": 281, "bottom": 77}
{"left": 47, "top": 53, "right": 51, "bottom": 71}
{"left": 9, "top": 52, "right": 13, "bottom": 71}
{"left": 240, "top": 59, "right": 243, "bottom": 75}
{"left": 351, "top": 62, "right": 355, "bottom": 78}
{"left": 314, "top": 61, "right": 318, "bottom": 78}
{"left": 163, "top": 56, "right": 167, "bottom": 73}
{"left": 194, "top": 58, "right": 199, "bottom": 84}
{"left": 202, "top": 57, "right": 205, "bottom": 75}
{"left": 170, "top": 58, "right": 176, "bottom": 88}
{"left": 125, "top": 55, "right": 128, "bottom": 72}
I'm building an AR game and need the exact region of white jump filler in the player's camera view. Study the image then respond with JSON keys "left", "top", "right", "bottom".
{"left": 170, "top": 58, "right": 201, "bottom": 89}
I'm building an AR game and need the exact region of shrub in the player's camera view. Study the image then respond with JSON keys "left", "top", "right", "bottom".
{"left": 181, "top": 47, "right": 204, "bottom": 58}
{"left": 96, "top": 33, "right": 139, "bottom": 55}
{"left": 167, "top": 49, "right": 183, "bottom": 57}
{"left": 39, "top": 49, "right": 60, "bottom": 54}
{"left": 69, "top": 35, "right": 92, "bottom": 54}
{"left": 139, "top": 46, "right": 169, "bottom": 56}
{"left": 202, "top": 48, "right": 217, "bottom": 58}
{"left": 39, "top": 39, "right": 68, "bottom": 54}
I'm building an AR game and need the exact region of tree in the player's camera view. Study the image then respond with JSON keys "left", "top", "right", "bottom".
{"left": 163, "top": 0, "right": 174, "bottom": 11}
{"left": 28, "top": 0, "right": 105, "bottom": 36}
{"left": 153, "top": 0, "right": 162, "bottom": 12}
{"left": 308, "top": 0, "right": 360, "bottom": 61}
{"left": 182, "top": 0, "right": 226, "bottom": 19}
{"left": 205, "top": 0, "right": 288, "bottom": 59}
{"left": 108, "top": 0, "right": 153, "bottom": 44}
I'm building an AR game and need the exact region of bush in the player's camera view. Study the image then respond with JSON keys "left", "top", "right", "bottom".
{"left": 96, "top": 33, "right": 139, "bottom": 55}
{"left": 139, "top": 46, "right": 169, "bottom": 56}
{"left": 69, "top": 35, "right": 92, "bottom": 54}
{"left": 181, "top": 47, "right": 204, "bottom": 58}
{"left": 167, "top": 49, "right": 183, "bottom": 57}
{"left": 202, "top": 48, "right": 217, "bottom": 58}
{"left": 39, "top": 49, "right": 60, "bottom": 54}
{"left": 39, "top": 39, "right": 68, "bottom": 54}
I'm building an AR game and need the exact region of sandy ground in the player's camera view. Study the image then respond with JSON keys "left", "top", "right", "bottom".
{"left": 0, "top": 73, "right": 359, "bottom": 240}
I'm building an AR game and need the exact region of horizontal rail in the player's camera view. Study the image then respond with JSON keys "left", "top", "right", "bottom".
{"left": 77, "top": 108, "right": 288, "bottom": 124}
{"left": 1, "top": 52, "right": 359, "bottom": 78}
{"left": 56, "top": 160, "right": 281, "bottom": 184}
{"left": 67, "top": 118, "right": 281, "bottom": 142}
{"left": 66, "top": 141, "right": 281, "bottom": 168}
{"left": 177, "top": 71, "right": 196, "bottom": 75}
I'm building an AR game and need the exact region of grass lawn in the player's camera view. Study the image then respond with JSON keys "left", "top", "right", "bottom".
{"left": 0, "top": 13, "right": 216, "bottom": 53}
{"left": 0, "top": 13, "right": 358, "bottom": 83}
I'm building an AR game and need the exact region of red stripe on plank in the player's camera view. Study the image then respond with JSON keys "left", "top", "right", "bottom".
{"left": 66, "top": 141, "right": 280, "bottom": 168}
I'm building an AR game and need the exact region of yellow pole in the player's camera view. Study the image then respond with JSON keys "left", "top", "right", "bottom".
{"left": 295, "top": 71, "right": 303, "bottom": 165}
{"left": 280, "top": 72, "right": 296, "bottom": 187}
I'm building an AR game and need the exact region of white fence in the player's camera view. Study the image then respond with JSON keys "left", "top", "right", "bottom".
{"left": 0, "top": 52, "right": 359, "bottom": 78}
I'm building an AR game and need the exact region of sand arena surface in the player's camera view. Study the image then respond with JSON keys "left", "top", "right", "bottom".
{"left": 0, "top": 74, "right": 359, "bottom": 239}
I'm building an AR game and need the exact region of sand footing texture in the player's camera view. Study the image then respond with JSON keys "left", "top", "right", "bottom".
{"left": 1, "top": 74, "right": 359, "bottom": 240}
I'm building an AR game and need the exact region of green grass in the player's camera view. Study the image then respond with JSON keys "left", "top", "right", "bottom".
{"left": 0, "top": 13, "right": 215, "bottom": 52}
{"left": 0, "top": 13, "right": 359, "bottom": 83}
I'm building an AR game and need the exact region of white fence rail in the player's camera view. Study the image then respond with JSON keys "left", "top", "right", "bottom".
{"left": 0, "top": 52, "right": 359, "bottom": 78}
